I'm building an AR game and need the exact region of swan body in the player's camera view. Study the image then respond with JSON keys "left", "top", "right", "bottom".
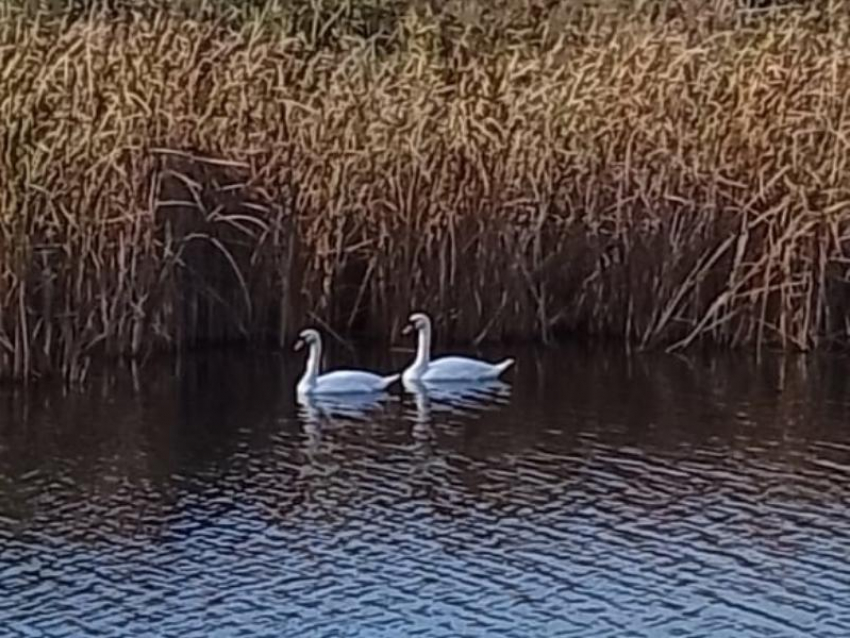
{"left": 410, "top": 356, "right": 514, "bottom": 382}
{"left": 401, "top": 312, "right": 515, "bottom": 386}
{"left": 295, "top": 328, "right": 399, "bottom": 396}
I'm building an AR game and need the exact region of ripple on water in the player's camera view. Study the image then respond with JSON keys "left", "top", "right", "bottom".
{"left": 1, "top": 349, "right": 850, "bottom": 637}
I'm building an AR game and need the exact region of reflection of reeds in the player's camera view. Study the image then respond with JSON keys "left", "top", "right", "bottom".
{"left": 2, "top": 1, "right": 850, "bottom": 381}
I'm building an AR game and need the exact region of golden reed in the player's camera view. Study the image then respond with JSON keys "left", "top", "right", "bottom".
{"left": 1, "top": 0, "right": 849, "bottom": 381}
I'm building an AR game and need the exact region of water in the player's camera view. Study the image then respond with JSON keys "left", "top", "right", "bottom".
{"left": 1, "top": 345, "right": 849, "bottom": 637}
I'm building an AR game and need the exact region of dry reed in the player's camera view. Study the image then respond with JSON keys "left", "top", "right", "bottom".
{"left": 2, "top": 0, "right": 850, "bottom": 382}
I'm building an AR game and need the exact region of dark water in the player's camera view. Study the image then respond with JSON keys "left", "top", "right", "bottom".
{"left": 1, "top": 345, "right": 849, "bottom": 638}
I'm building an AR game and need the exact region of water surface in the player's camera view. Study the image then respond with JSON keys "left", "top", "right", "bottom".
{"left": 1, "top": 346, "right": 849, "bottom": 637}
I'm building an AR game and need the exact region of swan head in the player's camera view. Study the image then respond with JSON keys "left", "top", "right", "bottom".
{"left": 402, "top": 312, "right": 431, "bottom": 335}
{"left": 294, "top": 328, "right": 321, "bottom": 351}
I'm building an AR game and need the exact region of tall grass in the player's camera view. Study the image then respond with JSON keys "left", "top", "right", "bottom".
{"left": 2, "top": 0, "right": 850, "bottom": 382}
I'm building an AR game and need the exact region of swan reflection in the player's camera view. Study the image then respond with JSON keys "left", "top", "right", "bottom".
{"left": 405, "top": 379, "right": 511, "bottom": 466}
{"left": 297, "top": 391, "right": 390, "bottom": 426}
{"left": 406, "top": 378, "right": 512, "bottom": 425}
{"left": 295, "top": 392, "right": 390, "bottom": 477}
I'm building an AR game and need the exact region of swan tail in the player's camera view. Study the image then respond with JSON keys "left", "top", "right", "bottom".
{"left": 494, "top": 358, "right": 515, "bottom": 376}
{"left": 380, "top": 373, "right": 401, "bottom": 389}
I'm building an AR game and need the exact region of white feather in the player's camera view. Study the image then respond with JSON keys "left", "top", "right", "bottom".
{"left": 296, "top": 329, "right": 399, "bottom": 396}
{"left": 401, "top": 312, "right": 515, "bottom": 387}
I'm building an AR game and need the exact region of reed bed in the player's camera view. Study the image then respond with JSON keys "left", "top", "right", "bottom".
{"left": 2, "top": 0, "right": 850, "bottom": 382}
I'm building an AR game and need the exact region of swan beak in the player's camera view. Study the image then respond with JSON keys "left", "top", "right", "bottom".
{"left": 402, "top": 323, "right": 413, "bottom": 335}
{"left": 293, "top": 339, "right": 305, "bottom": 352}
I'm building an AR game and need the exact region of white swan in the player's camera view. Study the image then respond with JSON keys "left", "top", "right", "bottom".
{"left": 400, "top": 312, "right": 515, "bottom": 385}
{"left": 295, "top": 328, "right": 399, "bottom": 396}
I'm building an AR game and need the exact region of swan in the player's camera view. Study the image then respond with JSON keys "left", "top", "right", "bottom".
{"left": 294, "top": 328, "right": 399, "bottom": 396}
{"left": 400, "top": 312, "right": 515, "bottom": 385}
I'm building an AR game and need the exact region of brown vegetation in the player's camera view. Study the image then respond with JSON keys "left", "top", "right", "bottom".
{"left": 2, "top": 0, "right": 850, "bottom": 382}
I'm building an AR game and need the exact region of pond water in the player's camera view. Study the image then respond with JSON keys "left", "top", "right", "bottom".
{"left": 1, "top": 344, "right": 849, "bottom": 637}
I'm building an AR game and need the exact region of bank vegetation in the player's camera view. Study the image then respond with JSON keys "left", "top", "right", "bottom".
{"left": 1, "top": 0, "right": 849, "bottom": 381}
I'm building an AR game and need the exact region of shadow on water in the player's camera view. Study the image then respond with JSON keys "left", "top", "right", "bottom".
{"left": 1, "top": 345, "right": 850, "bottom": 637}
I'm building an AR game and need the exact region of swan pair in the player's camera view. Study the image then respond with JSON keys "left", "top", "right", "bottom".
{"left": 294, "top": 312, "right": 515, "bottom": 396}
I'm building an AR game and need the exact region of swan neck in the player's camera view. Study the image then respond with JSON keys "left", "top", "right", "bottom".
{"left": 414, "top": 323, "right": 431, "bottom": 368}
{"left": 301, "top": 339, "right": 322, "bottom": 386}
